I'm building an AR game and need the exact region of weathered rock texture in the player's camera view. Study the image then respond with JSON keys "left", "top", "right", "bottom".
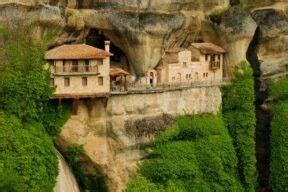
{"left": 56, "top": 86, "right": 222, "bottom": 192}
{"left": 0, "top": 1, "right": 286, "bottom": 77}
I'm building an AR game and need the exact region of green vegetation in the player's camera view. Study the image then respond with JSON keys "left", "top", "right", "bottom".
{"left": 269, "top": 78, "right": 288, "bottom": 191}
{"left": 65, "top": 145, "right": 107, "bottom": 192}
{"left": 221, "top": 61, "right": 257, "bottom": 191}
{"left": 0, "top": 25, "right": 65, "bottom": 191}
{"left": 42, "top": 100, "right": 72, "bottom": 136}
{"left": 0, "top": 112, "right": 58, "bottom": 191}
{"left": 125, "top": 115, "right": 243, "bottom": 192}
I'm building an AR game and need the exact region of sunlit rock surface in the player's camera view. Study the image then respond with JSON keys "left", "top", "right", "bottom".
{"left": 54, "top": 152, "right": 80, "bottom": 192}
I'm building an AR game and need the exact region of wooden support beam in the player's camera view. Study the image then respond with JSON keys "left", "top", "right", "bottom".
{"left": 124, "top": 75, "right": 128, "bottom": 91}
{"left": 72, "top": 98, "right": 79, "bottom": 115}
{"left": 104, "top": 96, "right": 109, "bottom": 109}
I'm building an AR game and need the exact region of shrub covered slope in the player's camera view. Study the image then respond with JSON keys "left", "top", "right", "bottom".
{"left": 0, "top": 26, "right": 70, "bottom": 191}
{"left": 269, "top": 78, "right": 288, "bottom": 191}
{"left": 222, "top": 61, "right": 258, "bottom": 191}
{"left": 125, "top": 115, "right": 243, "bottom": 192}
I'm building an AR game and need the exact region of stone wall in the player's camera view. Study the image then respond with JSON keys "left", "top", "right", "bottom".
{"left": 56, "top": 85, "right": 222, "bottom": 192}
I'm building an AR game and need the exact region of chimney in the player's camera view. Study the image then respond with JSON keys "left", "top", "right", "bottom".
{"left": 104, "top": 41, "right": 110, "bottom": 53}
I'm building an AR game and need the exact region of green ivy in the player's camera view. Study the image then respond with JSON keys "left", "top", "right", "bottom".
{"left": 125, "top": 115, "right": 243, "bottom": 192}
{"left": 0, "top": 25, "right": 60, "bottom": 191}
{"left": 0, "top": 112, "right": 58, "bottom": 191}
{"left": 41, "top": 100, "right": 72, "bottom": 136}
{"left": 65, "top": 145, "right": 108, "bottom": 192}
{"left": 221, "top": 61, "right": 258, "bottom": 191}
{"left": 269, "top": 78, "right": 288, "bottom": 191}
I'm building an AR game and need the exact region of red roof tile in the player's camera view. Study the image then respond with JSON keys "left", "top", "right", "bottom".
{"left": 191, "top": 43, "right": 226, "bottom": 54}
{"left": 110, "top": 68, "right": 129, "bottom": 76}
{"left": 45, "top": 44, "right": 113, "bottom": 60}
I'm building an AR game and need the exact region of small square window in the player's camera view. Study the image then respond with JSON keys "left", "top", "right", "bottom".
{"left": 49, "top": 60, "right": 54, "bottom": 66}
{"left": 98, "top": 60, "right": 103, "bottom": 65}
{"left": 50, "top": 78, "right": 55, "bottom": 87}
{"left": 64, "top": 77, "right": 70, "bottom": 87}
{"left": 82, "top": 77, "right": 88, "bottom": 86}
{"left": 98, "top": 76, "right": 104, "bottom": 86}
{"left": 63, "top": 60, "right": 68, "bottom": 72}
{"left": 72, "top": 60, "right": 78, "bottom": 72}
{"left": 85, "top": 60, "right": 90, "bottom": 72}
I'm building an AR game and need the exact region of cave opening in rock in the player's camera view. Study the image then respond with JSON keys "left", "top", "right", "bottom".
{"left": 247, "top": 26, "right": 271, "bottom": 192}
{"left": 86, "top": 29, "right": 130, "bottom": 72}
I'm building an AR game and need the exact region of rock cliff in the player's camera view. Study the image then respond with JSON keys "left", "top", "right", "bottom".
{"left": 55, "top": 86, "right": 222, "bottom": 191}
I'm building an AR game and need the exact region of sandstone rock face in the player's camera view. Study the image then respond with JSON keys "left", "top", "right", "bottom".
{"left": 252, "top": 8, "right": 288, "bottom": 76}
{"left": 56, "top": 86, "right": 222, "bottom": 192}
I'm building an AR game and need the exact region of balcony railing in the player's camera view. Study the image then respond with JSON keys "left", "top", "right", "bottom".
{"left": 210, "top": 61, "right": 220, "bottom": 70}
{"left": 111, "top": 80, "right": 224, "bottom": 94}
{"left": 54, "top": 66, "right": 99, "bottom": 75}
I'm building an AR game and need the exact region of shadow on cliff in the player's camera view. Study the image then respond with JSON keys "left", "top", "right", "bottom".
{"left": 246, "top": 26, "right": 272, "bottom": 192}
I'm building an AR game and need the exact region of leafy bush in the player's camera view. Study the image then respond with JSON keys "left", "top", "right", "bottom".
{"left": 41, "top": 100, "right": 72, "bottom": 136}
{"left": 269, "top": 78, "right": 288, "bottom": 191}
{"left": 126, "top": 115, "right": 243, "bottom": 192}
{"left": 221, "top": 61, "right": 257, "bottom": 191}
{"left": 0, "top": 25, "right": 60, "bottom": 191}
{"left": 125, "top": 177, "right": 164, "bottom": 192}
{"left": 65, "top": 145, "right": 108, "bottom": 192}
{"left": 0, "top": 25, "right": 54, "bottom": 121}
{"left": 0, "top": 112, "right": 58, "bottom": 191}
{"left": 0, "top": 172, "right": 25, "bottom": 192}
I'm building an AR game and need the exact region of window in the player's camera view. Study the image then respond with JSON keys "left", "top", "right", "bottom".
{"left": 189, "top": 74, "right": 191, "bottom": 78}
{"left": 49, "top": 60, "right": 54, "bottom": 67}
{"left": 82, "top": 77, "right": 88, "bottom": 86}
{"left": 98, "top": 76, "right": 104, "bottom": 86}
{"left": 64, "top": 78, "right": 70, "bottom": 87}
{"left": 172, "top": 77, "right": 176, "bottom": 81}
{"left": 50, "top": 78, "right": 55, "bottom": 86}
{"left": 183, "top": 62, "right": 187, "bottom": 67}
{"left": 85, "top": 60, "right": 90, "bottom": 72}
{"left": 211, "top": 54, "right": 215, "bottom": 62}
{"left": 205, "top": 55, "right": 209, "bottom": 61}
{"left": 72, "top": 60, "right": 78, "bottom": 72}
{"left": 63, "top": 60, "right": 68, "bottom": 72}
{"left": 218, "top": 54, "right": 221, "bottom": 60}
{"left": 98, "top": 59, "right": 103, "bottom": 65}
{"left": 186, "top": 74, "right": 189, "bottom": 79}
{"left": 206, "top": 73, "right": 209, "bottom": 77}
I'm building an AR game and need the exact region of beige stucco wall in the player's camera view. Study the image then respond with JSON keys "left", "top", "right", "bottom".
{"left": 56, "top": 85, "right": 222, "bottom": 192}
{"left": 47, "top": 58, "right": 110, "bottom": 95}
{"left": 159, "top": 49, "right": 223, "bottom": 84}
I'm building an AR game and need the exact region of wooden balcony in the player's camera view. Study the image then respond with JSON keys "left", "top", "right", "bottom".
{"left": 210, "top": 61, "right": 220, "bottom": 70}
{"left": 53, "top": 66, "right": 99, "bottom": 76}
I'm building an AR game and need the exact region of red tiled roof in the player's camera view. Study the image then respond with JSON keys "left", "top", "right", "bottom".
{"left": 191, "top": 43, "right": 226, "bottom": 54}
{"left": 110, "top": 68, "right": 129, "bottom": 76}
{"left": 162, "top": 55, "right": 179, "bottom": 63}
{"left": 45, "top": 44, "right": 113, "bottom": 60}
